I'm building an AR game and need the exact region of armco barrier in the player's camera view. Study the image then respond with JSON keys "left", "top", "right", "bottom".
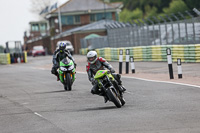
{"left": 80, "top": 44, "right": 200, "bottom": 63}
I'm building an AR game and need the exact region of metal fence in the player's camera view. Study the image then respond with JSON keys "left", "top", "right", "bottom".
{"left": 80, "top": 10, "right": 200, "bottom": 49}
{"left": 81, "top": 36, "right": 109, "bottom": 49}
{"left": 106, "top": 17, "right": 200, "bottom": 47}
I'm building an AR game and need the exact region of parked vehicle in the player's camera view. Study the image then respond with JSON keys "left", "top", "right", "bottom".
{"left": 58, "top": 57, "right": 76, "bottom": 91}
{"left": 94, "top": 70, "right": 125, "bottom": 108}
{"left": 57, "top": 40, "right": 74, "bottom": 55}
{"left": 32, "top": 46, "right": 45, "bottom": 57}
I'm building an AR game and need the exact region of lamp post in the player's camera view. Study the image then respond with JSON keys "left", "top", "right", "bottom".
{"left": 103, "top": 0, "right": 110, "bottom": 20}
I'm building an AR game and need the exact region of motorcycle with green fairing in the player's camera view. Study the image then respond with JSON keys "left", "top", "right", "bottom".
{"left": 58, "top": 57, "right": 76, "bottom": 91}
{"left": 94, "top": 70, "right": 125, "bottom": 108}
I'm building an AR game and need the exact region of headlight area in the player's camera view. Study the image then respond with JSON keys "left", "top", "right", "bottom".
{"left": 60, "top": 65, "right": 74, "bottom": 71}
{"left": 68, "top": 65, "right": 74, "bottom": 71}
{"left": 60, "top": 66, "right": 68, "bottom": 71}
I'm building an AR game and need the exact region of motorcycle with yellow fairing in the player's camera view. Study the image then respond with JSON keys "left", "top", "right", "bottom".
{"left": 94, "top": 70, "right": 125, "bottom": 108}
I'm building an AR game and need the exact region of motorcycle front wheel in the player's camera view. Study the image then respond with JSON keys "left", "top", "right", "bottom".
{"left": 64, "top": 73, "right": 72, "bottom": 91}
{"left": 106, "top": 87, "right": 122, "bottom": 108}
{"left": 119, "top": 96, "right": 126, "bottom": 106}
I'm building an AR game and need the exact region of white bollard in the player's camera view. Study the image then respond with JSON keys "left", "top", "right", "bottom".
{"left": 166, "top": 48, "right": 174, "bottom": 79}
{"left": 177, "top": 58, "right": 183, "bottom": 79}
{"left": 130, "top": 56, "right": 135, "bottom": 73}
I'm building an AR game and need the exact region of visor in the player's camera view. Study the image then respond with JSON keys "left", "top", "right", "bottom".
{"left": 88, "top": 57, "right": 95, "bottom": 61}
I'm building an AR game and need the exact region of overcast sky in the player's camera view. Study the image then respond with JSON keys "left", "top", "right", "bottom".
{"left": 0, "top": 0, "right": 67, "bottom": 47}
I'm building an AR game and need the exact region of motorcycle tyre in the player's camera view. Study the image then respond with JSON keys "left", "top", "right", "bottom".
{"left": 107, "top": 87, "right": 122, "bottom": 108}
{"left": 112, "top": 81, "right": 125, "bottom": 106}
{"left": 64, "top": 73, "right": 72, "bottom": 91}
{"left": 120, "top": 96, "right": 126, "bottom": 106}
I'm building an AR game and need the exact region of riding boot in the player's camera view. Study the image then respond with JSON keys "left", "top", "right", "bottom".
{"left": 119, "top": 85, "right": 126, "bottom": 92}
{"left": 57, "top": 74, "right": 60, "bottom": 81}
{"left": 103, "top": 96, "right": 108, "bottom": 103}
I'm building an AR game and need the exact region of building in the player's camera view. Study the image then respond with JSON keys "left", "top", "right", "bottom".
{"left": 24, "top": 0, "right": 123, "bottom": 54}
{"left": 51, "top": 19, "right": 117, "bottom": 54}
{"left": 24, "top": 21, "right": 50, "bottom": 54}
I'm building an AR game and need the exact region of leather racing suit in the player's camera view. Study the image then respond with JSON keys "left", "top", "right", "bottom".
{"left": 51, "top": 48, "right": 75, "bottom": 76}
{"left": 86, "top": 57, "right": 122, "bottom": 94}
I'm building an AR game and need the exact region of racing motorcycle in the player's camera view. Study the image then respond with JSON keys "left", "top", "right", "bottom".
{"left": 94, "top": 70, "right": 125, "bottom": 108}
{"left": 58, "top": 57, "right": 76, "bottom": 91}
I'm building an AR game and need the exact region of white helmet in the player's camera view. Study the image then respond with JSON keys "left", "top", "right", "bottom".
{"left": 87, "top": 51, "right": 97, "bottom": 64}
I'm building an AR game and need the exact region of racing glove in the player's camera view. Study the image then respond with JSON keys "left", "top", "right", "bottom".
{"left": 110, "top": 68, "right": 115, "bottom": 73}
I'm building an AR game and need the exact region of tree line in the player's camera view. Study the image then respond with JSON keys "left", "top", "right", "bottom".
{"left": 110, "top": 0, "right": 200, "bottom": 22}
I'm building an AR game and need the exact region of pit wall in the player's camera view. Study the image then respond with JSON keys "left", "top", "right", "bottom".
{"left": 79, "top": 44, "right": 200, "bottom": 63}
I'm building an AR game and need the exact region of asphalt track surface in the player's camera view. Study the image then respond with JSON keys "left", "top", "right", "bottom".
{"left": 0, "top": 55, "right": 200, "bottom": 133}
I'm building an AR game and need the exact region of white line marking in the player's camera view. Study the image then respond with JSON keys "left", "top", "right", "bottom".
{"left": 31, "top": 67, "right": 49, "bottom": 70}
{"left": 30, "top": 68, "right": 200, "bottom": 88}
{"left": 34, "top": 112, "right": 43, "bottom": 118}
{"left": 122, "top": 75, "right": 200, "bottom": 88}
{"left": 124, "top": 91, "right": 134, "bottom": 94}
{"left": 77, "top": 71, "right": 87, "bottom": 74}
{"left": 76, "top": 71, "right": 200, "bottom": 88}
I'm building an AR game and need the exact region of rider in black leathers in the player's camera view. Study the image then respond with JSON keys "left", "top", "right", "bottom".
{"left": 51, "top": 41, "right": 76, "bottom": 80}
{"left": 86, "top": 51, "right": 126, "bottom": 102}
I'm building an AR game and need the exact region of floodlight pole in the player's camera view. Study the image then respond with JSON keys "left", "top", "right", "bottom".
{"left": 58, "top": 1, "right": 62, "bottom": 33}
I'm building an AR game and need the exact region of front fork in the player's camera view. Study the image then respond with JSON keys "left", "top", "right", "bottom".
{"left": 98, "top": 75, "right": 120, "bottom": 98}
{"left": 59, "top": 71, "right": 75, "bottom": 83}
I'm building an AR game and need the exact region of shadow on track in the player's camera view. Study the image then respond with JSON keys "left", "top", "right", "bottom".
{"left": 78, "top": 106, "right": 117, "bottom": 112}
{"left": 35, "top": 90, "right": 69, "bottom": 94}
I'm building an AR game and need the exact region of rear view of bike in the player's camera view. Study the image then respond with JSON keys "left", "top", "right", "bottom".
{"left": 58, "top": 57, "right": 76, "bottom": 91}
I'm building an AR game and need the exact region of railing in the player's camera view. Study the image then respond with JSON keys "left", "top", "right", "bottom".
{"left": 80, "top": 10, "right": 200, "bottom": 49}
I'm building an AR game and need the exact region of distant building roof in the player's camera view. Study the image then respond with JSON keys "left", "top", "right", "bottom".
{"left": 52, "top": 19, "right": 117, "bottom": 40}
{"left": 29, "top": 20, "right": 47, "bottom": 24}
{"left": 49, "top": 0, "right": 123, "bottom": 16}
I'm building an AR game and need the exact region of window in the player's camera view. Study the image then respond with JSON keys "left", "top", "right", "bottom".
{"left": 90, "top": 12, "right": 113, "bottom": 22}
{"left": 96, "top": 13, "right": 104, "bottom": 21}
{"left": 90, "top": 14, "right": 96, "bottom": 22}
{"left": 61, "top": 16, "right": 67, "bottom": 25}
{"left": 67, "top": 16, "right": 74, "bottom": 25}
{"left": 74, "top": 15, "right": 80, "bottom": 24}
{"left": 31, "top": 24, "right": 39, "bottom": 31}
{"left": 61, "top": 15, "right": 80, "bottom": 25}
{"left": 106, "top": 12, "right": 112, "bottom": 20}
{"left": 50, "top": 19, "right": 55, "bottom": 27}
{"left": 40, "top": 23, "right": 47, "bottom": 31}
